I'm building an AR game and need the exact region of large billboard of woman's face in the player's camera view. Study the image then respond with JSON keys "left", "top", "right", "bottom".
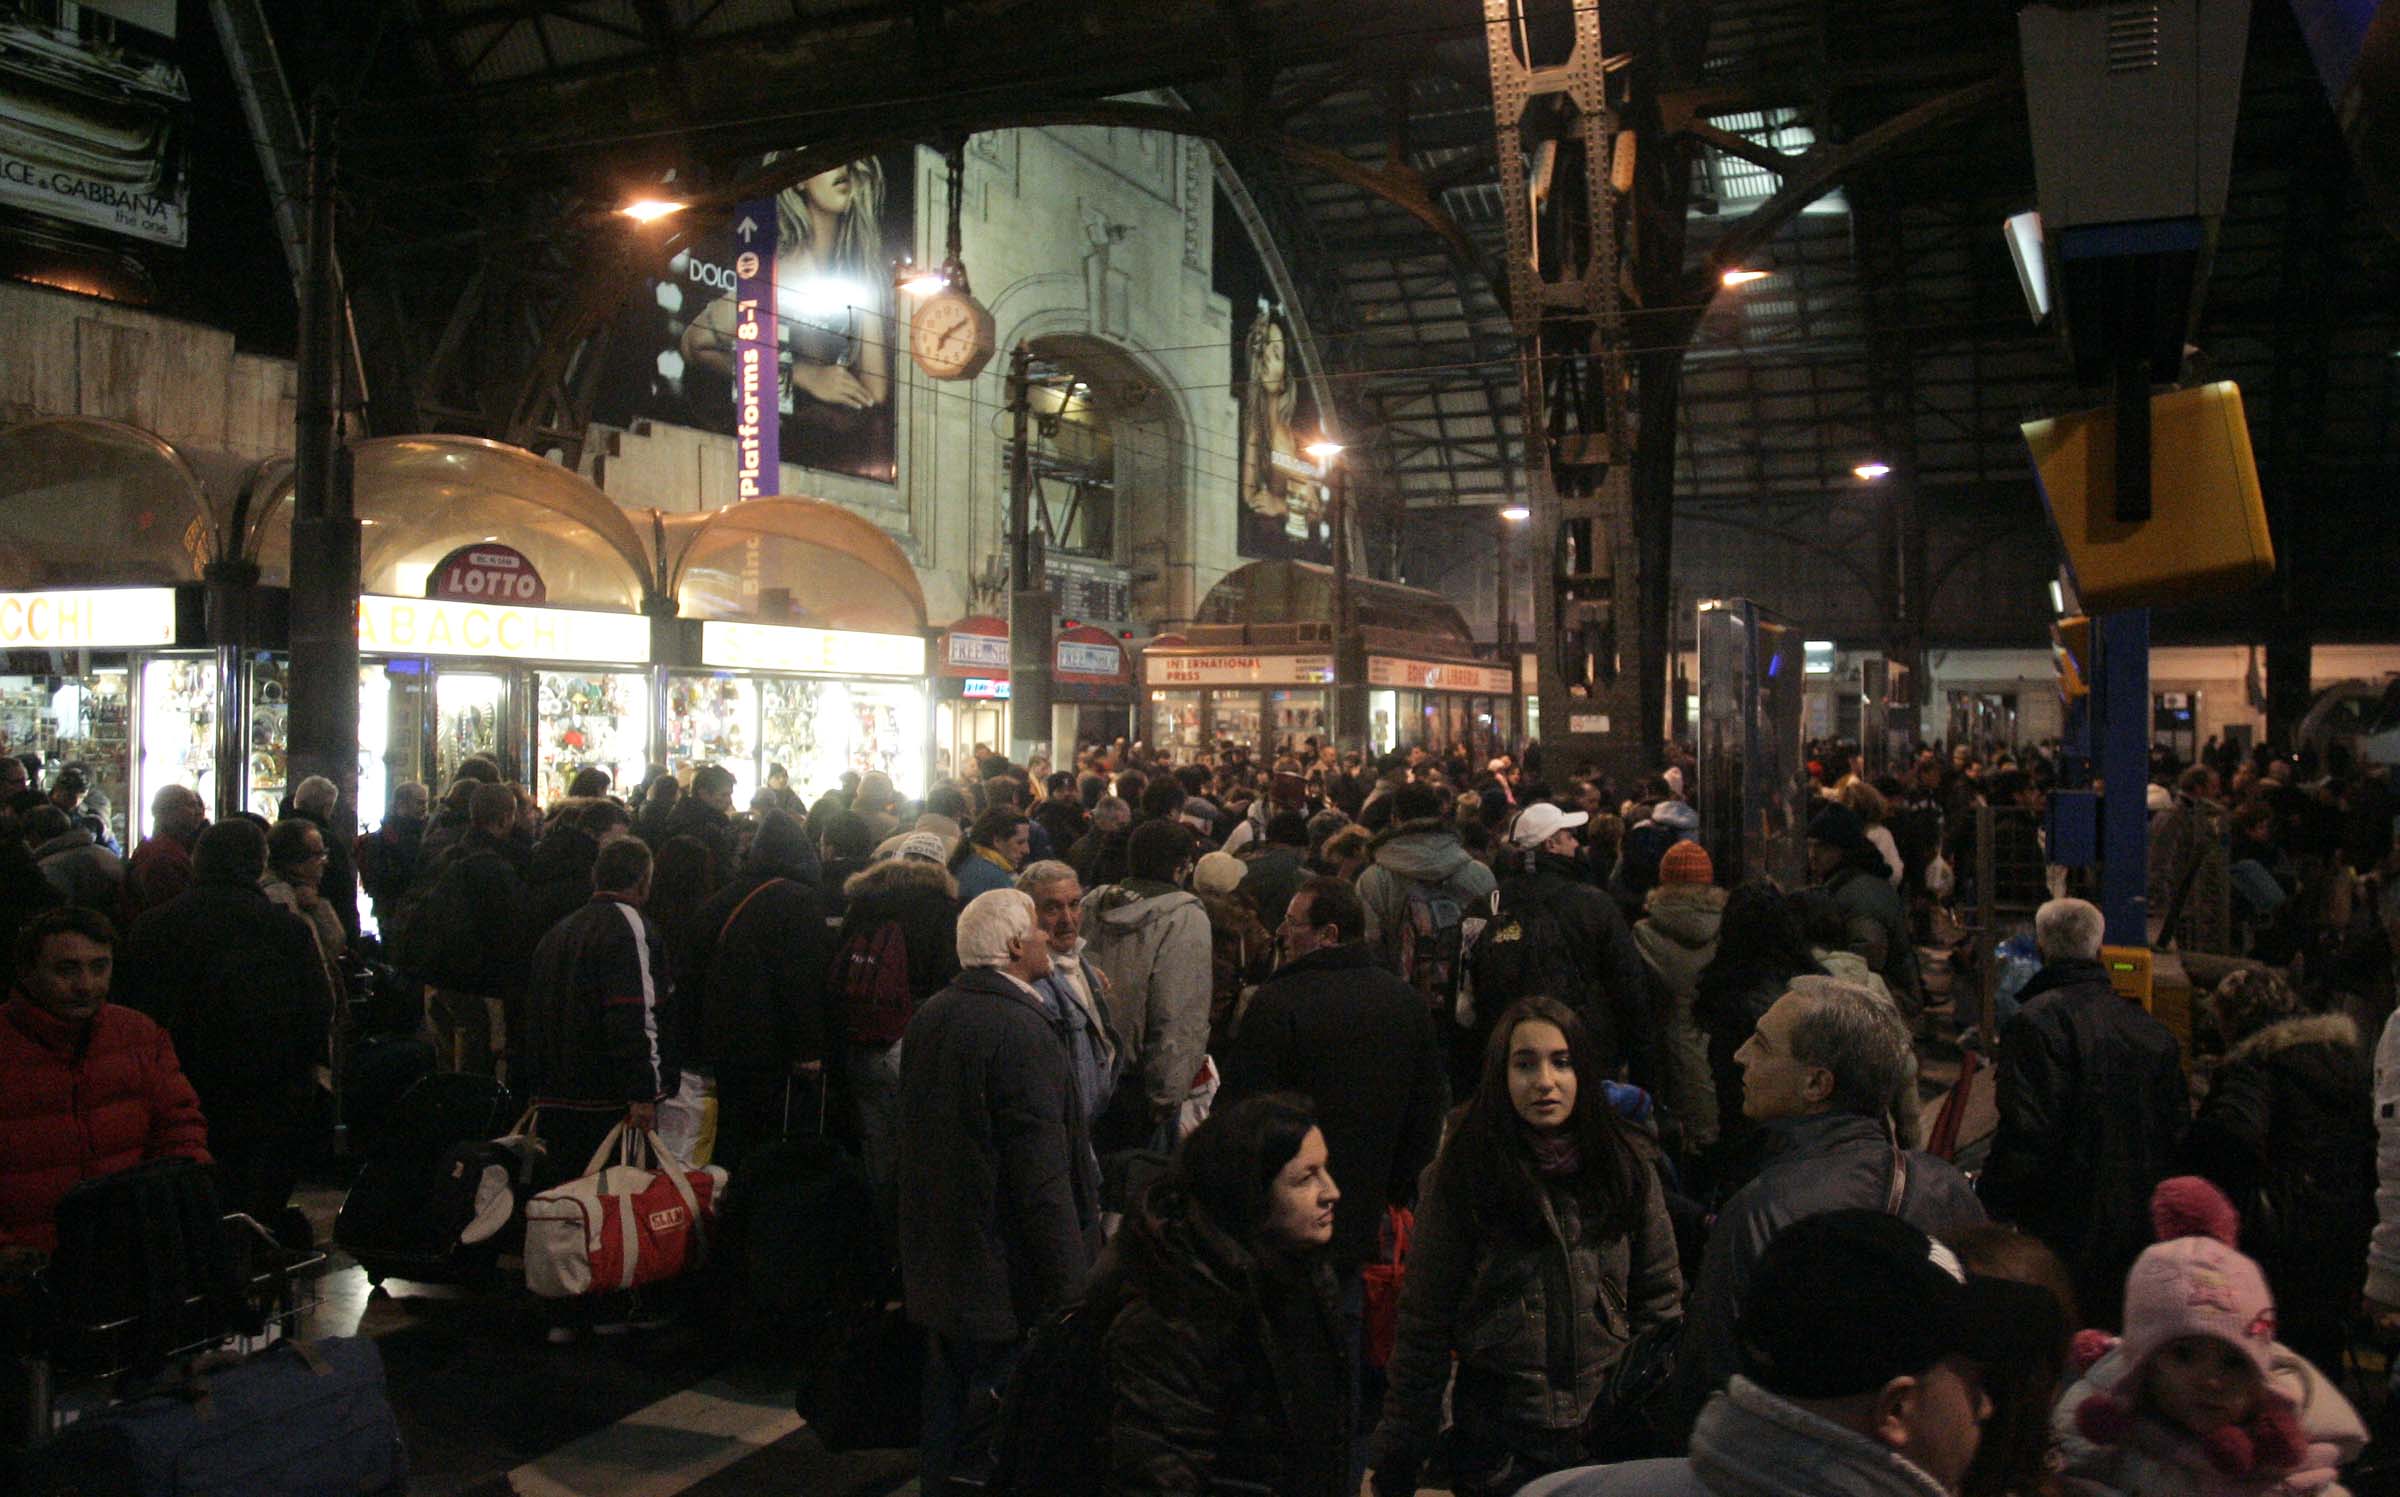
{"left": 593, "top": 150, "right": 915, "bottom": 487}
{"left": 1215, "top": 187, "right": 1332, "bottom": 563}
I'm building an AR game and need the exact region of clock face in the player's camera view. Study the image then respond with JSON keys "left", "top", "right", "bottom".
{"left": 912, "top": 292, "right": 991, "bottom": 379}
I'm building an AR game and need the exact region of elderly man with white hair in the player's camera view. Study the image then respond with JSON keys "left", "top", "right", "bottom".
{"left": 1979, "top": 896, "right": 2187, "bottom": 1330}
{"left": 285, "top": 772, "right": 360, "bottom": 944}
{"left": 898, "top": 887, "right": 1099, "bottom": 1491}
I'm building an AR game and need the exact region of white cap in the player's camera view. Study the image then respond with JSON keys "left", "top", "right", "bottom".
{"left": 1510, "top": 802, "right": 1590, "bottom": 848}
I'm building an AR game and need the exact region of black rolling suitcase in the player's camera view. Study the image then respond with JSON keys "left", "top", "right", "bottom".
{"left": 333, "top": 1072, "right": 516, "bottom": 1288}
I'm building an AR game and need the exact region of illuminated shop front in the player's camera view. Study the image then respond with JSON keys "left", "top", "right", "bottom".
{"left": 935, "top": 615, "right": 1012, "bottom": 778}
{"left": 1142, "top": 561, "right": 1514, "bottom": 760}
{"left": 656, "top": 497, "right": 931, "bottom": 809}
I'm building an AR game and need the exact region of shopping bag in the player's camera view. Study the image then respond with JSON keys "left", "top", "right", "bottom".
{"left": 656, "top": 1069, "right": 719, "bottom": 1167}
{"left": 1362, "top": 1205, "right": 1413, "bottom": 1369}
{"left": 523, "top": 1123, "right": 727, "bottom": 1299}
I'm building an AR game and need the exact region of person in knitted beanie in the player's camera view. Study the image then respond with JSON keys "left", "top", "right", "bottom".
{"left": 2053, "top": 1176, "right": 2367, "bottom": 1496}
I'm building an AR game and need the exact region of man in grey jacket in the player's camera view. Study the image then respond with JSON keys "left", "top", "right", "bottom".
{"left": 1079, "top": 819, "right": 1211, "bottom": 1150}
{"left": 1355, "top": 781, "right": 1497, "bottom": 974}
{"left": 1662, "top": 976, "right": 1985, "bottom": 1444}
{"left": 1524, "top": 1211, "right": 2056, "bottom": 1497}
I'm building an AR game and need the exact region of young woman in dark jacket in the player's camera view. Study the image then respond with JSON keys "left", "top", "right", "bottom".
{"left": 1101, "top": 1092, "right": 1351, "bottom": 1497}
{"left": 2179, "top": 967, "right": 2376, "bottom": 1373}
{"left": 1365, "top": 996, "right": 1682, "bottom": 1497}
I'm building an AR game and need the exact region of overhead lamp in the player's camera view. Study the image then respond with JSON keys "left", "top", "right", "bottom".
{"left": 895, "top": 260, "right": 949, "bottom": 297}
{"left": 1853, "top": 461, "right": 1893, "bottom": 480}
{"left": 1720, "top": 267, "right": 1771, "bottom": 287}
{"left": 1304, "top": 439, "right": 1344, "bottom": 463}
{"left": 1500, "top": 504, "right": 1531, "bottom": 521}
{"left": 619, "top": 198, "right": 685, "bottom": 223}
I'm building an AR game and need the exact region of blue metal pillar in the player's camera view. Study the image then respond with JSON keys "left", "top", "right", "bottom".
{"left": 2096, "top": 608, "right": 2150, "bottom": 944}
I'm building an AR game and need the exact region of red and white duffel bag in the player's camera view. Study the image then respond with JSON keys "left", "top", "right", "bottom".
{"left": 524, "top": 1123, "right": 727, "bottom": 1299}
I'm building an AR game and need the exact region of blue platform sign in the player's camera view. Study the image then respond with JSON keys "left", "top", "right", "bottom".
{"left": 732, "top": 199, "right": 779, "bottom": 497}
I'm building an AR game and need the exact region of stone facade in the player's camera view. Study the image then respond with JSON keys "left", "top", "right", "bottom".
{"left": 586, "top": 121, "right": 1252, "bottom": 632}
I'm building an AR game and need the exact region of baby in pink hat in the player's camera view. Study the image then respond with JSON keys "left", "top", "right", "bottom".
{"left": 2053, "top": 1177, "right": 2367, "bottom": 1495}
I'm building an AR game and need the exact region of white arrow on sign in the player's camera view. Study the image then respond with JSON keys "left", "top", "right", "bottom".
{"left": 736, "top": 216, "right": 760, "bottom": 242}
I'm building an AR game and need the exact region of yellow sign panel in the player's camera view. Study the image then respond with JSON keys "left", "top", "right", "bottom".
{"left": 357, "top": 595, "right": 649, "bottom": 663}
{"left": 0, "top": 588, "right": 177, "bottom": 649}
{"left": 700, "top": 621, "right": 926, "bottom": 678}
{"left": 1151, "top": 653, "right": 1334, "bottom": 686}
{"left": 1366, "top": 655, "right": 1515, "bottom": 694}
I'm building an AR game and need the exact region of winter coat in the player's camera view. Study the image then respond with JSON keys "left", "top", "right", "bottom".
{"left": 0, "top": 998, "right": 209, "bottom": 1252}
{"left": 693, "top": 843, "right": 836, "bottom": 1071}
{"left": 659, "top": 797, "right": 738, "bottom": 886}
{"left": 408, "top": 828, "right": 534, "bottom": 998}
{"left": 1981, "top": 957, "right": 2188, "bottom": 1328}
{"left": 2054, "top": 1342, "right": 2365, "bottom": 1497}
{"left": 1519, "top": 1375, "right": 1958, "bottom": 1497}
{"left": 1217, "top": 942, "right": 1447, "bottom": 1270}
{"left": 1236, "top": 843, "right": 1309, "bottom": 934}
{"left": 262, "top": 873, "right": 347, "bottom": 1017}
{"left": 285, "top": 805, "right": 360, "bottom": 943}
{"left": 1068, "top": 825, "right": 1132, "bottom": 889}
{"left": 898, "top": 965, "right": 1097, "bottom": 1342}
{"left": 1664, "top": 1110, "right": 1985, "bottom": 1443}
{"left": 2180, "top": 1013, "right": 2375, "bottom": 1368}
{"left": 1493, "top": 852, "right": 1662, "bottom": 1090}
{"left": 116, "top": 878, "right": 332, "bottom": 1153}
{"left": 1634, "top": 885, "right": 1725, "bottom": 1008}
{"left": 836, "top": 857, "right": 961, "bottom": 1023}
{"left": 1081, "top": 881, "right": 1214, "bottom": 1118}
{"left": 522, "top": 893, "right": 676, "bottom": 1106}
{"left": 1032, "top": 798, "right": 1088, "bottom": 855}
{"left": 1371, "top": 1129, "right": 1683, "bottom": 1483}
{"left": 522, "top": 823, "right": 602, "bottom": 946}
{"left": 1101, "top": 1182, "right": 1352, "bottom": 1497}
{"left": 1197, "top": 889, "right": 1274, "bottom": 1051}
{"left": 1356, "top": 818, "right": 1498, "bottom": 970}
{"left": 1033, "top": 945, "right": 1123, "bottom": 1128}
{"left": 354, "top": 814, "right": 425, "bottom": 924}
{"left": 122, "top": 833, "right": 194, "bottom": 928}
{"left": 1818, "top": 863, "right": 1922, "bottom": 1013}
{"left": 34, "top": 828, "right": 121, "bottom": 912}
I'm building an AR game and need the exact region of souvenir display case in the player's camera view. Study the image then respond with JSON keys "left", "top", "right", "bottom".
{"left": 755, "top": 676, "right": 924, "bottom": 807}
{"left": 0, "top": 668, "right": 132, "bottom": 843}
{"left": 246, "top": 656, "right": 290, "bottom": 820}
{"left": 138, "top": 657, "right": 218, "bottom": 840}
{"left": 537, "top": 670, "right": 651, "bottom": 802}
{"left": 666, "top": 673, "right": 759, "bottom": 806}
{"left": 434, "top": 672, "right": 507, "bottom": 789}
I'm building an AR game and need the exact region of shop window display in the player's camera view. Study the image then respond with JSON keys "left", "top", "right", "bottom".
{"left": 138, "top": 658, "right": 217, "bottom": 841}
{"left": 1152, "top": 691, "right": 1201, "bottom": 754}
{"left": 0, "top": 668, "right": 131, "bottom": 843}
{"left": 247, "top": 657, "right": 290, "bottom": 820}
{"left": 1269, "top": 689, "right": 1325, "bottom": 756}
{"left": 435, "top": 673, "right": 506, "bottom": 788}
{"left": 1207, "top": 690, "right": 1261, "bottom": 752}
{"left": 539, "top": 671, "right": 651, "bottom": 803}
{"left": 759, "top": 677, "right": 923, "bottom": 807}
{"left": 668, "top": 674, "right": 759, "bottom": 808}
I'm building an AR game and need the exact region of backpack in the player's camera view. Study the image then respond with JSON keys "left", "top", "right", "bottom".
{"left": 988, "top": 1296, "right": 1118, "bottom": 1497}
{"left": 387, "top": 852, "right": 487, "bottom": 990}
{"left": 1397, "top": 878, "right": 1472, "bottom": 1012}
{"left": 838, "top": 918, "right": 915, "bottom": 1046}
{"left": 1468, "top": 882, "right": 1587, "bottom": 1024}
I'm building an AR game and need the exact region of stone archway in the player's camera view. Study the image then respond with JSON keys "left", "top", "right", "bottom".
{"left": 1020, "top": 332, "right": 1196, "bottom": 627}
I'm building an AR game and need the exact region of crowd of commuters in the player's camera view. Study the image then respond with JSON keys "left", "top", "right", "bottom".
{"left": 6, "top": 725, "right": 2400, "bottom": 1497}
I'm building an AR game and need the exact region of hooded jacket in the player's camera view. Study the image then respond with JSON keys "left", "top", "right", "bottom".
{"left": 2054, "top": 1341, "right": 2366, "bottom": 1497}
{"left": 1101, "top": 1180, "right": 1352, "bottom": 1497}
{"left": 35, "top": 828, "right": 122, "bottom": 912}
{"left": 1665, "top": 1110, "right": 1985, "bottom": 1444}
{"left": 2181, "top": 1012, "right": 2375, "bottom": 1366}
{"left": 836, "top": 857, "right": 960, "bottom": 1028}
{"left": 0, "top": 997, "right": 210, "bottom": 1252}
{"left": 1080, "top": 881, "right": 1213, "bottom": 1116}
{"left": 1981, "top": 956, "right": 2187, "bottom": 1328}
{"left": 1518, "top": 1376, "right": 1958, "bottom": 1497}
{"left": 1356, "top": 817, "right": 1499, "bottom": 970}
{"left": 1634, "top": 884, "right": 1726, "bottom": 1005}
{"left": 693, "top": 815, "right": 834, "bottom": 1069}
{"left": 1819, "top": 862, "right": 1922, "bottom": 1012}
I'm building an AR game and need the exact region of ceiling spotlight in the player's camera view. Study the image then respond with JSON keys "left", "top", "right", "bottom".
{"left": 1304, "top": 439, "right": 1345, "bottom": 463}
{"left": 1853, "top": 461, "right": 1893, "bottom": 480}
{"left": 1720, "top": 267, "right": 1771, "bottom": 287}
{"left": 895, "top": 262, "right": 949, "bottom": 296}
{"left": 619, "top": 198, "right": 685, "bottom": 223}
{"left": 1500, "top": 504, "right": 1531, "bottom": 521}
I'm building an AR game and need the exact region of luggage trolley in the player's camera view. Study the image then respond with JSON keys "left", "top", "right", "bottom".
{"left": 3, "top": 1210, "right": 326, "bottom": 1455}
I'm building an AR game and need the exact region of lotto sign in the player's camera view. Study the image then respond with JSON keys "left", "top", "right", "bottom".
{"left": 427, "top": 544, "right": 547, "bottom": 605}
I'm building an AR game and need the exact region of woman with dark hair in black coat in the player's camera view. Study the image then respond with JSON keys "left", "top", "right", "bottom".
{"left": 1365, "top": 996, "right": 1681, "bottom": 1497}
{"left": 1101, "top": 1092, "right": 1351, "bottom": 1497}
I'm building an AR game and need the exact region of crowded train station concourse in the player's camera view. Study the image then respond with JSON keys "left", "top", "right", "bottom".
{"left": 7, "top": 0, "right": 2400, "bottom": 1494}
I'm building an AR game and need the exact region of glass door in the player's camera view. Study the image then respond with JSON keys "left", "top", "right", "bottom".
{"left": 433, "top": 671, "right": 509, "bottom": 788}
{"left": 137, "top": 655, "right": 219, "bottom": 844}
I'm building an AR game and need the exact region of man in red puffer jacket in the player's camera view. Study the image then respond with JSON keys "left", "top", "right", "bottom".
{"left": 0, "top": 905, "right": 209, "bottom": 1255}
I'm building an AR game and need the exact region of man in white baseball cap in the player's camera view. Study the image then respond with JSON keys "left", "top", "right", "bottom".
{"left": 1509, "top": 801, "right": 1589, "bottom": 853}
